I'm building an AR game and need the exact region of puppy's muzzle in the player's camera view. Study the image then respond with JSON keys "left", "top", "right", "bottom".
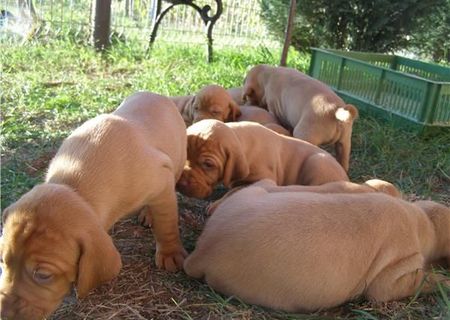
{"left": 176, "top": 178, "right": 190, "bottom": 193}
{"left": 0, "top": 292, "right": 46, "bottom": 320}
{"left": 176, "top": 172, "right": 213, "bottom": 199}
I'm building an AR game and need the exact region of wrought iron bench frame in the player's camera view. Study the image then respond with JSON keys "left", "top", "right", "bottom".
{"left": 148, "top": 0, "right": 223, "bottom": 62}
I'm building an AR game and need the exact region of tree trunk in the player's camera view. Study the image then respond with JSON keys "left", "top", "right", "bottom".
{"left": 91, "top": 0, "right": 111, "bottom": 51}
{"left": 280, "top": 0, "right": 296, "bottom": 66}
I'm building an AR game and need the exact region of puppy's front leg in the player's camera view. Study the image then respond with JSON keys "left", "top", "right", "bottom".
{"left": 150, "top": 185, "right": 187, "bottom": 272}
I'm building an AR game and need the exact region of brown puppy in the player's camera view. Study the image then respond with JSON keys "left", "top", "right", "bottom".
{"left": 176, "top": 119, "right": 348, "bottom": 199}
{"left": 238, "top": 105, "right": 291, "bottom": 136}
{"left": 259, "top": 178, "right": 401, "bottom": 198}
{"left": 184, "top": 180, "right": 450, "bottom": 312}
{"left": 243, "top": 64, "right": 359, "bottom": 172}
{"left": 172, "top": 85, "right": 290, "bottom": 135}
{"left": 171, "top": 85, "right": 242, "bottom": 126}
{"left": 0, "top": 92, "right": 187, "bottom": 319}
{"left": 206, "top": 178, "right": 401, "bottom": 215}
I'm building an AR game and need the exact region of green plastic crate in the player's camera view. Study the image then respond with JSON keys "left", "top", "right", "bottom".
{"left": 308, "top": 48, "right": 450, "bottom": 134}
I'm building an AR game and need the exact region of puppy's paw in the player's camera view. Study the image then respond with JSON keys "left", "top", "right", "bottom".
{"left": 156, "top": 247, "right": 188, "bottom": 272}
{"left": 137, "top": 206, "right": 152, "bottom": 227}
{"left": 364, "top": 179, "right": 401, "bottom": 198}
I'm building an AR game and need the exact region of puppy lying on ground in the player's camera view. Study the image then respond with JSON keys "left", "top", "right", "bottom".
{"left": 0, "top": 92, "right": 187, "bottom": 319}
{"left": 171, "top": 85, "right": 242, "bottom": 126}
{"left": 243, "top": 64, "right": 359, "bottom": 172}
{"left": 206, "top": 178, "right": 401, "bottom": 215}
{"left": 176, "top": 119, "right": 348, "bottom": 199}
{"left": 184, "top": 179, "right": 450, "bottom": 312}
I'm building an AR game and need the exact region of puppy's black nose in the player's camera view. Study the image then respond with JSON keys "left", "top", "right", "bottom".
{"left": 176, "top": 179, "right": 189, "bottom": 190}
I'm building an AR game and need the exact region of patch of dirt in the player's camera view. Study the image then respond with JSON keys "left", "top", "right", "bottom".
{"left": 24, "top": 151, "right": 56, "bottom": 177}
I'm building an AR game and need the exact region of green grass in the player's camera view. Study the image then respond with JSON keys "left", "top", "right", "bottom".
{"left": 1, "top": 37, "right": 449, "bottom": 319}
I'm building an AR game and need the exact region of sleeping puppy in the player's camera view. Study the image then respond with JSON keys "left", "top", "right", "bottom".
{"left": 242, "top": 64, "right": 359, "bottom": 172}
{"left": 171, "top": 85, "right": 242, "bottom": 126}
{"left": 184, "top": 180, "right": 450, "bottom": 312}
{"left": 0, "top": 92, "right": 187, "bottom": 319}
{"left": 176, "top": 119, "right": 348, "bottom": 199}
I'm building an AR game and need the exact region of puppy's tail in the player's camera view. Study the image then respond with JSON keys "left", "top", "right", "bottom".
{"left": 335, "top": 104, "right": 359, "bottom": 122}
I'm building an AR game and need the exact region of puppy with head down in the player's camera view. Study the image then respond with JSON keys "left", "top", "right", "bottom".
{"left": 171, "top": 85, "right": 241, "bottom": 126}
{"left": 176, "top": 119, "right": 348, "bottom": 199}
{"left": 243, "top": 64, "right": 359, "bottom": 172}
{"left": 0, "top": 92, "right": 187, "bottom": 319}
{"left": 171, "top": 85, "right": 291, "bottom": 135}
{"left": 184, "top": 180, "right": 450, "bottom": 312}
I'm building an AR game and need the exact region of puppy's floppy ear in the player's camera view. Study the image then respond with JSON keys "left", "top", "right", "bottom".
{"left": 226, "top": 100, "right": 241, "bottom": 122}
{"left": 76, "top": 225, "right": 122, "bottom": 298}
{"left": 222, "top": 132, "right": 250, "bottom": 187}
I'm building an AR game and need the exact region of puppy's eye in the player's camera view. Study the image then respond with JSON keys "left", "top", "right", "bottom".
{"left": 202, "top": 160, "right": 215, "bottom": 170}
{"left": 33, "top": 268, "right": 54, "bottom": 284}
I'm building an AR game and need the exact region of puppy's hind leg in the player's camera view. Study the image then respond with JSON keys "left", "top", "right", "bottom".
{"left": 334, "top": 141, "right": 349, "bottom": 173}
{"left": 366, "top": 253, "right": 449, "bottom": 302}
{"left": 334, "top": 124, "right": 353, "bottom": 173}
